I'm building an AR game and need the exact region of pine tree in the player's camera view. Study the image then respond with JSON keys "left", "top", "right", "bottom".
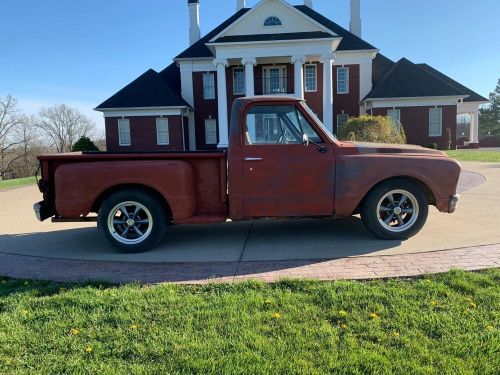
{"left": 479, "top": 79, "right": 500, "bottom": 136}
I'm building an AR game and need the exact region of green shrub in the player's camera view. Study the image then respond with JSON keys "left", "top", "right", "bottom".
{"left": 337, "top": 115, "right": 407, "bottom": 144}
{"left": 428, "top": 143, "right": 438, "bottom": 150}
{"left": 71, "top": 136, "right": 99, "bottom": 152}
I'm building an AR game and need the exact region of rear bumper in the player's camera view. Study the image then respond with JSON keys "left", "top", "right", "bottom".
{"left": 33, "top": 201, "right": 53, "bottom": 222}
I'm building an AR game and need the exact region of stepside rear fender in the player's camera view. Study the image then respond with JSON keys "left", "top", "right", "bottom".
{"left": 54, "top": 160, "right": 196, "bottom": 220}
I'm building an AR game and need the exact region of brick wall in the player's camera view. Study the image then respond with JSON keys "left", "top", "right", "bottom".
{"left": 372, "top": 105, "right": 457, "bottom": 149}
{"left": 105, "top": 115, "right": 185, "bottom": 152}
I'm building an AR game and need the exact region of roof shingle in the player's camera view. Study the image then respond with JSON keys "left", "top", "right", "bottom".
{"left": 365, "top": 58, "right": 467, "bottom": 100}
{"left": 96, "top": 68, "right": 188, "bottom": 110}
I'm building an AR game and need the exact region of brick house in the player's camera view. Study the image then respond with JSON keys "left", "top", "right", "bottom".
{"left": 95, "top": 0, "right": 488, "bottom": 151}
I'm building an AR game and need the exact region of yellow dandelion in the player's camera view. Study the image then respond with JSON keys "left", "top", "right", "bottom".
{"left": 264, "top": 299, "right": 272, "bottom": 304}
{"left": 369, "top": 313, "right": 378, "bottom": 319}
{"left": 85, "top": 346, "right": 92, "bottom": 353}
{"left": 21, "top": 309, "right": 28, "bottom": 317}
{"left": 130, "top": 324, "right": 138, "bottom": 330}
{"left": 340, "top": 324, "right": 348, "bottom": 329}
{"left": 430, "top": 301, "right": 438, "bottom": 306}
{"left": 486, "top": 325, "right": 494, "bottom": 332}
{"left": 425, "top": 279, "right": 432, "bottom": 283}
{"left": 393, "top": 331, "right": 400, "bottom": 337}
{"left": 272, "top": 312, "right": 281, "bottom": 319}
{"left": 469, "top": 301, "right": 477, "bottom": 309}
{"left": 338, "top": 310, "right": 348, "bottom": 317}
{"left": 70, "top": 328, "right": 80, "bottom": 335}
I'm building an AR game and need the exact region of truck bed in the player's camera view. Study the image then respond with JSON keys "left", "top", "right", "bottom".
{"left": 37, "top": 151, "right": 228, "bottom": 223}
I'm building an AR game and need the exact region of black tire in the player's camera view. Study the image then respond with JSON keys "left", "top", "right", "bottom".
{"left": 361, "top": 179, "right": 428, "bottom": 240}
{"left": 97, "top": 188, "right": 168, "bottom": 253}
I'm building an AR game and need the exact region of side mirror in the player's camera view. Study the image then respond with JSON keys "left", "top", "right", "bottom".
{"left": 302, "top": 133, "right": 310, "bottom": 146}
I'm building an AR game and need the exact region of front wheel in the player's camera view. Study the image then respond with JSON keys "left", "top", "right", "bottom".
{"left": 361, "top": 179, "right": 428, "bottom": 240}
{"left": 97, "top": 189, "right": 168, "bottom": 253}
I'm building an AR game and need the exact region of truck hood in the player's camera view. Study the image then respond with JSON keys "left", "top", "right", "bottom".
{"left": 350, "top": 142, "right": 446, "bottom": 156}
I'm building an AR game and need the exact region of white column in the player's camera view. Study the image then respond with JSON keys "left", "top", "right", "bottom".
{"left": 241, "top": 57, "right": 256, "bottom": 97}
{"left": 470, "top": 111, "right": 480, "bottom": 144}
{"left": 320, "top": 54, "right": 335, "bottom": 133}
{"left": 291, "top": 55, "right": 306, "bottom": 100}
{"left": 214, "top": 59, "right": 229, "bottom": 149}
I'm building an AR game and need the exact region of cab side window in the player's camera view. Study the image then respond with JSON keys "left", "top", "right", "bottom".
{"left": 245, "top": 105, "right": 322, "bottom": 145}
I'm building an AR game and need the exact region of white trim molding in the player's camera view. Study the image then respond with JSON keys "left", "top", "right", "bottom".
{"left": 363, "top": 95, "right": 468, "bottom": 109}
{"left": 98, "top": 107, "right": 189, "bottom": 118}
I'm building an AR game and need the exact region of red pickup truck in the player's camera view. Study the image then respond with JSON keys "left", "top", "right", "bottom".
{"left": 35, "top": 97, "right": 461, "bottom": 253}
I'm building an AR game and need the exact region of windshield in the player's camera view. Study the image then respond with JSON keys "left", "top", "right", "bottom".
{"left": 300, "top": 102, "right": 337, "bottom": 142}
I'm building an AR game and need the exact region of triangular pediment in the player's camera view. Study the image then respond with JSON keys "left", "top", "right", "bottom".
{"left": 209, "top": 0, "right": 336, "bottom": 42}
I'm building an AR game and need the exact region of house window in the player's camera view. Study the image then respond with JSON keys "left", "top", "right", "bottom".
{"left": 156, "top": 118, "right": 169, "bottom": 145}
{"left": 118, "top": 119, "right": 131, "bottom": 146}
{"left": 205, "top": 119, "right": 217, "bottom": 144}
{"left": 337, "top": 67, "right": 349, "bottom": 94}
{"left": 337, "top": 113, "right": 349, "bottom": 128}
{"left": 233, "top": 67, "right": 245, "bottom": 95}
{"left": 387, "top": 109, "right": 401, "bottom": 123}
{"left": 429, "top": 108, "right": 442, "bottom": 137}
{"left": 264, "top": 16, "right": 282, "bottom": 26}
{"left": 263, "top": 66, "right": 287, "bottom": 94}
{"left": 304, "top": 64, "right": 317, "bottom": 92}
{"left": 203, "top": 73, "right": 215, "bottom": 100}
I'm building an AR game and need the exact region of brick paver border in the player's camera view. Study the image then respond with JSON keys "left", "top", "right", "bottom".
{"left": 1, "top": 243, "right": 498, "bottom": 284}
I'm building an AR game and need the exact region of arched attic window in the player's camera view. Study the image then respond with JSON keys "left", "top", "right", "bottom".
{"left": 264, "top": 16, "right": 282, "bottom": 27}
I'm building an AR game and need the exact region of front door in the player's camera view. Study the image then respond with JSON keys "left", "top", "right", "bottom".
{"left": 242, "top": 104, "right": 335, "bottom": 218}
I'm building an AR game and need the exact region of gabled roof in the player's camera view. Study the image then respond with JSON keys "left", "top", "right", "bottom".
{"left": 96, "top": 67, "right": 189, "bottom": 110}
{"left": 417, "top": 63, "right": 488, "bottom": 103}
{"left": 175, "top": 4, "right": 376, "bottom": 59}
{"left": 294, "top": 5, "right": 377, "bottom": 51}
{"left": 365, "top": 58, "right": 467, "bottom": 100}
{"left": 175, "top": 8, "right": 250, "bottom": 59}
{"left": 372, "top": 53, "right": 395, "bottom": 86}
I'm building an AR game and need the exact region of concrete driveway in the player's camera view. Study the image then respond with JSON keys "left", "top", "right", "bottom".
{"left": 0, "top": 162, "right": 498, "bottom": 264}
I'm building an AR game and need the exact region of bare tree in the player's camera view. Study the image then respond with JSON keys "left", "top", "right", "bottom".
{"left": 38, "top": 104, "right": 95, "bottom": 153}
{"left": 0, "top": 95, "right": 22, "bottom": 179}
{"left": 14, "top": 114, "right": 43, "bottom": 177}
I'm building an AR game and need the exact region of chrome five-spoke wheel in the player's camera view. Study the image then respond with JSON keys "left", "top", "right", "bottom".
{"left": 107, "top": 201, "right": 153, "bottom": 245}
{"left": 361, "top": 179, "right": 428, "bottom": 240}
{"left": 376, "top": 190, "right": 419, "bottom": 233}
{"left": 98, "top": 189, "right": 168, "bottom": 253}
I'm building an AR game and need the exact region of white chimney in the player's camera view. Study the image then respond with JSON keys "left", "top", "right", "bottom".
{"left": 236, "top": 0, "right": 245, "bottom": 11}
{"left": 188, "top": 0, "right": 200, "bottom": 46}
{"left": 304, "top": 0, "right": 313, "bottom": 8}
{"left": 350, "top": 0, "right": 362, "bottom": 38}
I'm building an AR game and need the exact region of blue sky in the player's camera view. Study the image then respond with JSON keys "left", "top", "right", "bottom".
{"left": 1, "top": 0, "right": 498, "bottom": 129}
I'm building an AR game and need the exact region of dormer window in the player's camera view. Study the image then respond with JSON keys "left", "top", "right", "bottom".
{"left": 264, "top": 16, "right": 282, "bottom": 27}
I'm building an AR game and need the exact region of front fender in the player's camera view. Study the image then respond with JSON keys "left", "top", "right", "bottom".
{"left": 334, "top": 154, "right": 461, "bottom": 217}
{"left": 54, "top": 160, "right": 196, "bottom": 220}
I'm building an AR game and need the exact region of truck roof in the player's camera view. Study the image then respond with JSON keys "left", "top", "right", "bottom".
{"left": 234, "top": 96, "right": 303, "bottom": 103}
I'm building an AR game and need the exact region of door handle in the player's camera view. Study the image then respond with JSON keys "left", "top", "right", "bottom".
{"left": 244, "top": 157, "right": 263, "bottom": 161}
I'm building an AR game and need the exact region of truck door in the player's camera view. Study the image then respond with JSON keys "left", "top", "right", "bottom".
{"left": 241, "top": 104, "right": 335, "bottom": 218}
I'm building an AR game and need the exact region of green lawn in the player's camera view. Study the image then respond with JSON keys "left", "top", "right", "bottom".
{"left": 446, "top": 150, "right": 500, "bottom": 162}
{"left": 0, "top": 270, "right": 498, "bottom": 374}
{"left": 0, "top": 176, "right": 36, "bottom": 190}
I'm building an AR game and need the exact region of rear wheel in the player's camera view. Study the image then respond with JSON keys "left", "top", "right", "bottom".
{"left": 97, "top": 189, "right": 168, "bottom": 253}
{"left": 361, "top": 179, "right": 428, "bottom": 240}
